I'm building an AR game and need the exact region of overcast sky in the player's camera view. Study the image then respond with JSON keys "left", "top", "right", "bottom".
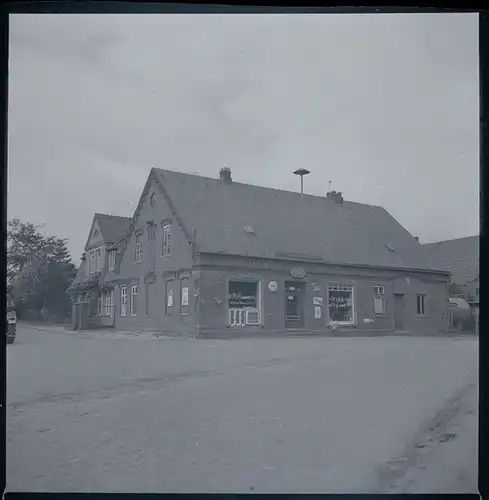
{"left": 8, "top": 13, "right": 479, "bottom": 261}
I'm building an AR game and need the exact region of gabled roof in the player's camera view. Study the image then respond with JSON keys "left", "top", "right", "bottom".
{"left": 84, "top": 213, "right": 132, "bottom": 251}
{"left": 423, "top": 236, "right": 479, "bottom": 284}
{"left": 95, "top": 213, "right": 132, "bottom": 244}
{"left": 152, "top": 168, "right": 445, "bottom": 273}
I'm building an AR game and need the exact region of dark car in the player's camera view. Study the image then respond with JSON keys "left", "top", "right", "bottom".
{"left": 7, "top": 294, "right": 16, "bottom": 344}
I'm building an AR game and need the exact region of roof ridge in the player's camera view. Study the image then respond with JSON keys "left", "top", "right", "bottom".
{"left": 154, "top": 168, "right": 382, "bottom": 210}
{"left": 94, "top": 213, "right": 132, "bottom": 220}
{"left": 423, "top": 235, "right": 479, "bottom": 246}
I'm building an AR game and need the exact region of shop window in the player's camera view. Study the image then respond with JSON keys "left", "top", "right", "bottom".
{"left": 373, "top": 285, "right": 385, "bottom": 315}
{"left": 328, "top": 283, "right": 354, "bottom": 324}
{"left": 228, "top": 280, "right": 260, "bottom": 326}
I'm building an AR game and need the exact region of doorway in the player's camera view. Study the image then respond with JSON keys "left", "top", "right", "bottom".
{"left": 394, "top": 293, "right": 405, "bottom": 330}
{"left": 146, "top": 282, "right": 156, "bottom": 316}
{"left": 285, "top": 281, "right": 305, "bottom": 329}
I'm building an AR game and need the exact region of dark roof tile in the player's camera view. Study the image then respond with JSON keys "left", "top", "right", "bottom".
{"left": 154, "top": 168, "right": 445, "bottom": 272}
{"left": 423, "top": 236, "right": 479, "bottom": 284}
{"left": 94, "top": 213, "right": 132, "bottom": 245}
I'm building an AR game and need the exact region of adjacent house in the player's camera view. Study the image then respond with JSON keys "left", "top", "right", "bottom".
{"left": 67, "top": 213, "right": 132, "bottom": 330}
{"left": 69, "top": 167, "right": 449, "bottom": 337}
{"left": 423, "top": 235, "right": 479, "bottom": 332}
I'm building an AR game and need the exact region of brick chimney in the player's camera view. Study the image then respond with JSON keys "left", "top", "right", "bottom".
{"left": 326, "top": 191, "right": 344, "bottom": 204}
{"left": 219, "top": 167, "right": 232, "bottom": 183}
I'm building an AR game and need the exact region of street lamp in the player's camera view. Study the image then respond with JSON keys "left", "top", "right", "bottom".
{"left": 293, "top": 168, "right": 311, "bottom": 194}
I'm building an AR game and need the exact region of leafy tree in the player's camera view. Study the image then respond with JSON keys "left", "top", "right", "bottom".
{"left": 7, "top": 218, "right": 77, "bottom": 321}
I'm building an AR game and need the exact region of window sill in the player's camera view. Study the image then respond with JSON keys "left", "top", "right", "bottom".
{"left": 135, "top": 261, "right": 143, "bottom": 264}
{"left": 160, "top": 255, "right": 170, "bottom": 259}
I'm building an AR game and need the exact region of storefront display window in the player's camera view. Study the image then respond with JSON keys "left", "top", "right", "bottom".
{"left": 228, "top": 280, "right": 260, "bottom": 326}
{"left": 328, "top": 283, "right": 354, "bottom": 324}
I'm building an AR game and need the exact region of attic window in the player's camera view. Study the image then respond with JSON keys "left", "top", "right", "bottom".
{"left": 93, "top": 229, "right": 99, "bottom": 238}
{"left": 244, "top": 225, "right": 255, "bottom": 234}
{"left": 385, "top": 244, "right": 395, "bottom": 252}
{"left": 150, "top": 194, "right": 156, "bottom": 208}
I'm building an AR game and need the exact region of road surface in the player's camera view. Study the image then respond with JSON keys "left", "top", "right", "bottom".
{"left": 7, "top": 324, "right": 478, "bottom": 493}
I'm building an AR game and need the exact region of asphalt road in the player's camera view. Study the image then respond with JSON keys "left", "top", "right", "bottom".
{"left": 6, "top": 324, "right": 478, "bottom": 493}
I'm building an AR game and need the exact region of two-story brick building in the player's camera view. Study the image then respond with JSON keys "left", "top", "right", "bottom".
{"left": 67, "top": 213, "right": 131, "bottom": 330}
{"left": 70, "top": 167, "right": 450, "bottom": 337}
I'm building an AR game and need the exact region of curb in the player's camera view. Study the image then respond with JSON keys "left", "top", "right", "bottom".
{"left": 20, "top": 323, "right": 182, "bottom": 341}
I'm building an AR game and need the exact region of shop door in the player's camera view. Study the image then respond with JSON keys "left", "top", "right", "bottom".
{"left": 394, "top": 293, "right": 405, "bottom": 330}
{"left": 285, "top": 281, "right": 305, "bottom": 329}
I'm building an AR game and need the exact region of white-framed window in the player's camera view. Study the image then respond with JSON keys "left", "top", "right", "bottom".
{"left": 130, "top": 285, "right": 138, "bottom": 316}
{"left": 120, "top": 286, "right": 127, "bottom": 316}
{"left": 166, "top": 281, "right": 174, "bottom": 315}
{"left": 96, "top": 248, "right": 102, "bottom": 271}
{"left": 328, "top": 283, "right": 355, "bottom": 325}
{"left": 100, "top": 290, "right": 114, "bottom": 316}
{"left": 162, "top": 223, "right": 171, "bottom": 256}
{"left": 228, "top": 280, "right": 261, "bottom": 327}
{"left": 135, "top": 235, "right": 142, "bottom": 262}
{"left": 90, "top": 251, "right": 96, "bottom": 274}
{"left": 180, "top": 277, "right": 190, "bottom": 315}
{"left": 108, "top": 251, "right": 116, "bottom": 271}
{"left": 373, "top": 285, "right": 386, "bottom": 315}
{"left": 416, "top": 294, "right": 426, "bottom": 315}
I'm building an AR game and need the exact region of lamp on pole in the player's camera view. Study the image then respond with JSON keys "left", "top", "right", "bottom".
{"left": 293, "top": 168, "right": 311, "bottom": 194}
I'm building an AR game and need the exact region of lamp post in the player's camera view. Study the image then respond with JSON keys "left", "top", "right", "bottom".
{"left": 293, "top": 168, "right": 311, "bottom": 194}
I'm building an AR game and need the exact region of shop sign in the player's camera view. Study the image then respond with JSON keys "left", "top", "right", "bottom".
{"left": 313, "top": 296, "right": 323, "bottom": 306}
{"left": 268, "top": 281, "right": 278, "bottom": 292}
{"left": 290, "top": 267, "right": 306, "bottom": 279}
{"left": 314, "top": 306, "right": 322, "bottom": 319}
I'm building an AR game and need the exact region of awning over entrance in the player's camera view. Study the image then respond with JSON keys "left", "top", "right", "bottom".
{"left": 449, "top": 298, "right": 471, "bottom": 310}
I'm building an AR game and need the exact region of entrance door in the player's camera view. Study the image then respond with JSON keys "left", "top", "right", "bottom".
{"left": 285, "top": 281, "right": 305, "bottom": 329}
{"left": 146, "top": 282, "right": 156, "bottom": 316}
{"left": 394, "top": 294, "right": 405, "bottom": 330}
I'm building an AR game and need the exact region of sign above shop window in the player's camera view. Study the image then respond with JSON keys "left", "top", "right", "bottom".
{"left": 313, "top": 296, "right": 323, "bottom": 306}
{"left": 268, "top": 281, "right": 278, "bottom": 292}
{"left": 290, "top": 267, "right": 306, "bottom": 279}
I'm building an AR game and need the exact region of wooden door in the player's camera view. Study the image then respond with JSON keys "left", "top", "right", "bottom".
{"left": 394, "top": 294, "right": 405, "bottom": 330}
{"left": 285, "top": 281, "right": 305, "bottom": 329}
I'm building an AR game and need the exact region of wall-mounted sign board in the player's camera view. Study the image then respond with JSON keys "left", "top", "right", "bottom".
{"left": 290, "top": 267, "right": 306, "bottom": 279}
